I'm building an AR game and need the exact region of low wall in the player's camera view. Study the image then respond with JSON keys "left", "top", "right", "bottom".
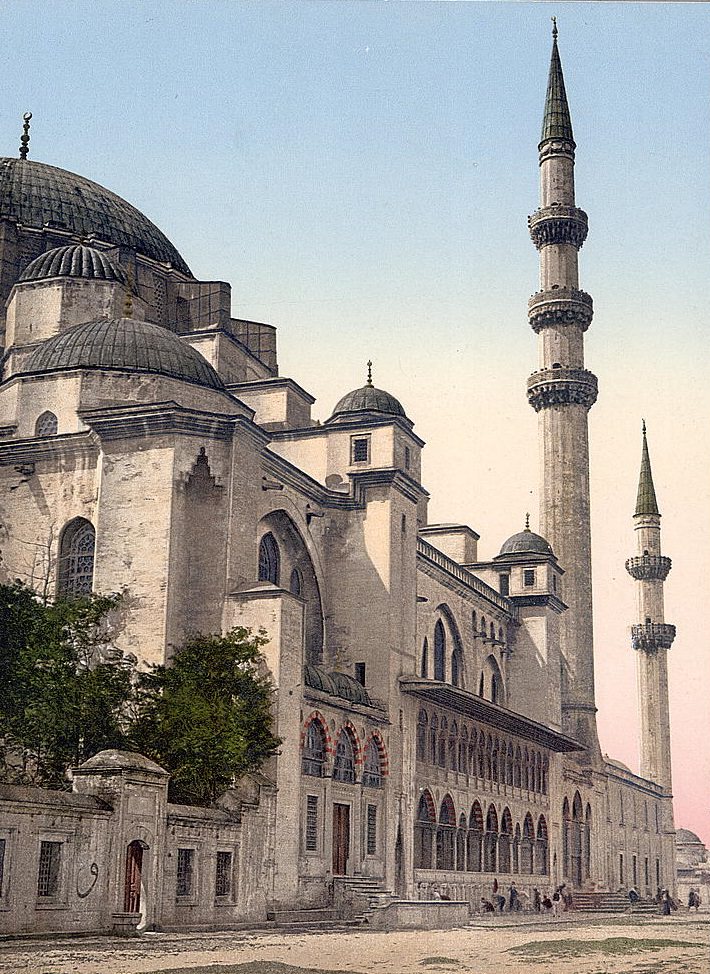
{"left": 369, "top": 900, "right": 470, "bottom": 931}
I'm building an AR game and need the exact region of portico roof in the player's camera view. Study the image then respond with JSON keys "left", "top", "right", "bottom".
{"left": 399, "top": 677, "right": 583, "bottom": 753}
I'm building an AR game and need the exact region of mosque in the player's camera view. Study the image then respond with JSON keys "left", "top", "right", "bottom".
{"left": 0, "top": 30, "right": 677, "bottom": 932}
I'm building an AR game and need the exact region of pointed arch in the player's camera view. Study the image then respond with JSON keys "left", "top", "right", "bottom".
{"left": 436, "top": 794, "right": 456, "bottom": 870}
{"left": 521, "top": 812, "right": 534, "bottom": 874}
{"left": 57, "top": 517, "right": 95, "bottom": 597}
{"left": 484, "top": 804, "right": 498, "bottom": 872}
{"left": 499, "top": 807, "right": 513, "bottom": 873}
{"left": 301, "top": 711, "right": 331, "bottom": 776}
{"left": 456, "top": 813, "right": 467, "bottom": 872}
{"left": 258, "top": 531, "right": 280, "bottom": 585}
{"left": 535, "top": 814, "right": 549, "bottom": 875}
{"left": 420, "top": 637, "right": 429, "bottom": 678}
{"left": 584, "top": 802, "right": 592, "bottom": 880}
{"left": 434, "top": 619, "right": 446, "bottom": 681}
{"left": 332, "top": 724, "right": 361, "bottom": 783}
{"left": 416, "top": 709, "right": 428, "bottom": 763}
{"left": 414, "top": 789, "right": 436, "bottom": 869}
{"left": 35, "top": 410, "right": 58, "bottom": 437}
{"left": 363, "top": 733, "right": 386, "bottom": 787}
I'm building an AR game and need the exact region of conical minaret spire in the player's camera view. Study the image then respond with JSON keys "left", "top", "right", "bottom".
{"left": 635, "top": 421, "right": 660, "bottom": 516}
{"left": 527, "top": 25, "right": 600, "bottom": 760}
{"left": 625, "top": 423, "right": 675, "bottom": 791}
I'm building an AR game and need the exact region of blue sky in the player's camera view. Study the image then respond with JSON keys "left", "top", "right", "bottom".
{"left": 3, "top": 1, "right": 709, "bottom": 841}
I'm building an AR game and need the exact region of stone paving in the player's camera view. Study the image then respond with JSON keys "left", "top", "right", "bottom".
{"left": 0, "top": 913, "right": 708, "bottom": 974}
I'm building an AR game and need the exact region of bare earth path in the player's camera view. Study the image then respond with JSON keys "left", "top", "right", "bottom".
{"left": 1, "top": 915, "right": 708, "bottom": 974}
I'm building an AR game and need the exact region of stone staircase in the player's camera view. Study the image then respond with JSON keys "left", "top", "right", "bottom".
{"left": 332, "top": 876, "right": 400, "bottom": 923}
{"left": 573, "top": 892, "right": 658, "bottom": 914}
{"left": 271, "top": 906, "right": 363, "bottom": 930}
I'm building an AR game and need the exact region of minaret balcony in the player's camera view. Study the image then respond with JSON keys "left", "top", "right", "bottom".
{"left": 528, "top": 205, "right": 588, "bottom": 250}
{"left": 625, "top": 554, "right": 672, "bottom": 581}
{"left": 630, "top": 623, "right": 676, "bottom": 652}
{"left": 528, "top": 288, "right": 593, "bottom": 333}
{"left": 527, "top": 367, "right": 598, "bottom": 412}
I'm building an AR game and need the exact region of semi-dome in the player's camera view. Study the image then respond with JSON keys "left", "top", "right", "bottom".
{"left": 20, "top": 243, "right": 126, "bottom": 284}
{"left": 23, "top": 317, "right": 225, "bottom": 391}
{"left": 0, "top": 157, "right": 191, "bottom": 276}
{"left": 499, "top": 526, "right": 554, "bottom": 557}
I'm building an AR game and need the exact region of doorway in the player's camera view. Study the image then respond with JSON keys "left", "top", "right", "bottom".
{"left": 124, "top": 840, "right": 144, "bottom": 914}
{"left": 332, "top": 804, "right": 350, "bottom": 876}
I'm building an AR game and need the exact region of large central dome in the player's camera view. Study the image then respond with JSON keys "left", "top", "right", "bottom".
{"left": 0, "top": 158, "right": 190, "bottom": 276}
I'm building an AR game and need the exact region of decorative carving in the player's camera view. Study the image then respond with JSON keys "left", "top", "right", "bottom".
{"left": 528, "top": 288, "right": 593, "bottom": 333}
{"left": 630, "top": 623, "right": 676, "bottom": 652}
{"left": 528, "top": 206, "right": 588, "bottom": 249}
{"left": 625, "top": 555, "right": 672, "bottom": 581}
{"left": 77, "top": 862, "right": 99, "bottom": 898}
{"left": 527, "top": 367, "right": 598, "bottom": 412}
{"left": 538, "top": 139, "right": 575, "bottom": 163}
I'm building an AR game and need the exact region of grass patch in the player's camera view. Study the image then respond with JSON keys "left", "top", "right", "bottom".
{"left": 507, "top": 937, "right": 704, "bottom": 960}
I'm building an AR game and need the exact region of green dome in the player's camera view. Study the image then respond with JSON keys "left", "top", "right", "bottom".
{"left": 22, "top": 317, "right": 225, "bottom": 390}
{"left": 0, "top": 157, "right": 190, "bottom": 275}
{"left": 20, "top": 244, "right": 126, "bottom": 284}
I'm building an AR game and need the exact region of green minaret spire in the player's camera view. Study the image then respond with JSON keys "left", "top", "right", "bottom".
{"left": 540, "top": 19, "right": 574, "bottom": 146}
{"left": 635, "top": 420, "right": 660, "bottom": 516}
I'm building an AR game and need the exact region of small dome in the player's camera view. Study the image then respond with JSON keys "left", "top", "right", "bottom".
{"left": 23, "top": 317, "right": 225, "bottom": 391}
{"left": 303, "top": 664, "right": 372, "bottom": 707}
{"left": 499, "top": 527, "right": 554, "bottom": 557}
{"left": 330, "top": 383, "right": 406, "bottom": 421}
{"left": 20, "top": 244, "right": 126, "bottom": 284}
{"left": 677, "top": 828, "right": 703, "bottom": 844}
{"left": 76, "top": 749, "right": 168, "bottom": 776}
{"left": 304, "top": 664, "right": 337, "bottom": 696}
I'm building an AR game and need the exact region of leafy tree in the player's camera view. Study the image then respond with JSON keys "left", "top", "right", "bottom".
{"left": 130, "top": 629, "right": 280, "bottom": 804}
{"left": 0, "top": 581, "right": 131, "bottom": 786}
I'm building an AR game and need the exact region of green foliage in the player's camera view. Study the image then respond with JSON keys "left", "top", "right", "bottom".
{"left": 130, "top": 629, "right": 280, "bottom": 805}
{"left": 0, "top": 581, "right": 131, "bottom": 786}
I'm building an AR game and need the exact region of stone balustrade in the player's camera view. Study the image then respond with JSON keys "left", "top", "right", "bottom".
{"left": 527, "top": 287, "right": 593, "bottom": 333}
{"left": 528, "top": 205, "right": 588, "bottom": 249}
{"left": 625, "top": 555, "right": 672, "bottom": 581}
{"left": 630, "top": 623, "right": 676, "bottom": 652}
{"left": 526, "top": 367, "right": 598, "bottom": 412}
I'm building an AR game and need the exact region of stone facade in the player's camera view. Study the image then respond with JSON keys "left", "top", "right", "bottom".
{"left": 0, "top": 30, "right": 678, "bottom": 933}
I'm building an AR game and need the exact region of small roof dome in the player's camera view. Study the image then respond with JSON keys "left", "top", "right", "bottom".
{"left": 304, "top": 664, "right": 372, "bottom": 707}
{"left": 499, "top": 521, "right": 554, "bottom": 557}
{"left": 677, "top": 828, "right": 703, "bottom": 844}
{"left": 23, "top": 316, "right": 225, "bottom": 391}
{"left": 329, "top": 363, "right": 407, "bottom": 423}
{"left": 20, "top": 243, "right": 126, "bottom": 284}
{"left": 75, "top": 749, "right": 168, "bottom": 776}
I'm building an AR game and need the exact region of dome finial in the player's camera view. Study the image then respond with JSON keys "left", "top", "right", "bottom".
{"left": 366, "top": 359, "right": 373, "bottom": 387}
{"left": 642, "top": 417, "right": 647, "bottom": 436}
{"left": 19, "top": 112, "right": 32, "bottom": 160}
{"left": 525, "top": 512, "right": 531, "bottom": 532}
{"left": 551, "top": 16, "right": 558, "bottom": 41}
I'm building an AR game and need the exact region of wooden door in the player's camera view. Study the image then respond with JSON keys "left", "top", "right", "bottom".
{"left": 124, "top": 841, "right": 143, "bottom": 913}
{"left": 332, "top": 804, "right": 350, "bottom": 876}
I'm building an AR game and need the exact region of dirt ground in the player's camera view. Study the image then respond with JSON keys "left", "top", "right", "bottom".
{"left": 1, "top": 914, "right": 708, "bottom": 974}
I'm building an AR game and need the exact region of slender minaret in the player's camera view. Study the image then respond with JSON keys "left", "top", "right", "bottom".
{"left": 625, "top": 423, "right": 675, "bottom": 790}
{"left": 527, "top": 22, "right": 600, "bottom": 758}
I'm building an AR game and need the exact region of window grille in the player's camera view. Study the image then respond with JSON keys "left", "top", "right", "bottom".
{"left": 351, "top": 437, "right": 369, "bottom": 463}
{"left": 302, "top": 721, "right": 325, "bottom": 777}
{"left": 523, "top": 569, "right": 535, "bottom": 587}
{"left": 355, "top": 662, "right": 366, "bottom": 686}
{"left": 434, "top": 620, "right": 446, "bottom": 681}
{"left": 57, "top": 519, "right": 95, "bottom": 597}
{"left": 258, "top": 533, "right": 280, "bottom": 585}
{"left": 404, "top": 446, "right": 411, "bottom": 470}
{"left": 305, "top": 796, "right": 318, "bottom": 851}
{"left": 0, "top": 839, "right": 5, "bottom": 894}
{"left": 499, "top": 573, "right": 510, "bottom": 596}
{"left": 176, "top": 848, "right": 194, "bottom": 897}
{"left": 37, "top": 841, "right": 61, "bottom": 897}
{"left": 362, "top": 739, "right": 382, "bottom": 788}
{"left": 35, "top": 411, "right": 58, "bottom": 437}
{"left": 366, "top": 805, "right": 377, "bottom": 855}
{"left": 215, "top": 851, "right": 232, "bottom": 897}
{"left": 333, "top": 729, "right": 356, "bottom": 783}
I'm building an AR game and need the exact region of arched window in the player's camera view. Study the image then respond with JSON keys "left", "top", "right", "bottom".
{"left": 362, "top": 737, "right": 383, "bottom": 788}
{"left": 416, "top": 710, "right": 428, "bottom": 763}
{"left": 57, "top": 518, "right": 95, "bottom": 597}
{"left": 478, "top": 672, "right": 485, "bottom": 697}
{"left": 436, "top": 795, "right": 456, "bottom": 871}
{"left": 332, "top": 728, "right": 357, "bottom": 784}
{"left": 491, "top": 673, "right": 499, "bottom": 704}
{"left": 448, "top": 721, "right": 458, "bottom": 771}
{"left": 258, "top": 532, "right": 280, "bottom": 585}
{"left": 506, "top": 742, "right": 514, "bottom": 786}
{"left": 438, "top": 717, "right": 448, "bottom": 768}
{"left": 535, "top": 815, "right": 549, "bottom": 875}
{"left": 302, "top": 719, "right": 326, "bottom": 776}
{"left": 514, "top": 746, "right": 522, "bottom": 787}
{"left": 468, "top": 729, "right": 477, "bottom": 776}
{"left": 521, "top": 813, "right": 534, "bottom": 874}
{"left": 571, "top": 791, "right": 584, "bottom": 885}
{"left": 472, "top": 610, "right": 477, "bottom": 635}
{"left": 490, "top": 622, "right": 495, "bottom": 640}
{"left": 562, "top": 797, "right": 571, "bottom": 879}
{"left": 484, "top": 804, "right": 498, "bottom": 872}
{"left": 458, "top": 726, "right": 468, "bottom": 773}
{"left": 35, "top": 410, "right": 58, "bottom": 437}
{"left": 481, "top": 615, "right": 487, "bottom": 636}
{"left": 468, "top": 801, "right": 483, "bottom": 872}
{"left": 499, "top": 807, "right": 513, "bottom": 873}
{"left": 289, "top": 567, "right": 302, "bottom": 596}
{"left": 434, "top": 620, "right": 446, "bottom": 681}
{"left": 420, "top": 637, "right": 429, "bottom": 678}
{"left": 414, "top": 791, "right": 436, "bottom": 869}
{"left": 513, "top": 823, "right": 521, "bottom": 874}
{"left": 429, "top": 715, "right": 438, "bottom": 765}
{"left": 451, "top": 649, "right": 461, "bottom": 688}
{"left": 542, "top": 755, "right": 549, "bottom": 795}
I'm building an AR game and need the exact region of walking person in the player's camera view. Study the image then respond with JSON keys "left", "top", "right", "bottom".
{"left": 533, "top": 887, "right": 542, "bottom": 913}
{"left": 509, "top": 882, "right": 519, "bottom": 913}
{"left": 628, "top": 885, "right": 640, "bottom": 913}
{"left": 552, "top": 887, "right": 562, "bottom": 919}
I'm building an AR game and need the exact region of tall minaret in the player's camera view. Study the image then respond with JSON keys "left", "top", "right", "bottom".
{"left": 527, "top": 23, "right": 600, "bottom": 758}
{"left": 625, "top": 423, "right": 675, "bottom": 790}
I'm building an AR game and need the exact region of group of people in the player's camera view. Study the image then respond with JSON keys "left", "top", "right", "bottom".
{"left": 479, "top": 881, "right": 572, "bottom": 917}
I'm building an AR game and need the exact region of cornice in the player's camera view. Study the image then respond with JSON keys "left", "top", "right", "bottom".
{"left": 0, "top": 430, "right": 98, "bottom": 466}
